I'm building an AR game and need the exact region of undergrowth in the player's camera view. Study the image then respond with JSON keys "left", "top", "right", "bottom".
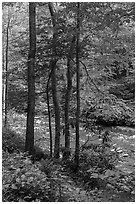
{"left": 2, "top": 124, "right": 135, "bottom": 202}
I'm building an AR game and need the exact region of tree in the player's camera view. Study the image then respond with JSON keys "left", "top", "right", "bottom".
{"left": 75, "top": 2, "right": 80, "bottom": 170}
{"left": 25, "top": 2, "right": 36, "bottom": 155}
{"left": 64, "top": 35, "right": 76, "bottom": 151}
{"left": 2, "top": 2, "right": 135, "bottom": 157}
{"left": 2, "top": 3, "right": 29, "bottom": 114}
{"left": 48, "top": 3, "right": 61, "bottom": 159}
{"left": 2, "top": 3, "right": 15, "bottom": 127}
{"left": 46, "top": 70, "right": 53, "bottom": 158}
{"left": 4, "top": 7, "right": 10, "bottom": 127}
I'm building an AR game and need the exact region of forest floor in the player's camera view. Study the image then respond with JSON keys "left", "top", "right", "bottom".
{"left": 2, "top": 112, "right": 135, "bottom": 202}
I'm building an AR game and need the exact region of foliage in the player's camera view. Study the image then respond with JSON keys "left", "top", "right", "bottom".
{"left": 67, "top": 131, "right": 134, "bottom": 196}
{"left": 109, "top": 75, "right": 135, "bottom": 100}
{"left": 82, "top": 94, "right": 134, "bottom": 132}
{"left": 2, "top": 2, "right": 135, "bottom": 202}
{"left": 2, "top": 151, "right": 54, "bottom": 202}
{"left": 3, "top": 150, "right": 76, "bottom": 202}
{"left": 2, "top": 127, "right": 25, "bottom": 153}
{"left": 8, "top": 85, "right": 27, "bottom": 113}
{"left": 2, "top": 112, "right": 135, "bottom": 202}
{"left": 2, "top": 125, "right": 70, "bottom": 202}
{"left": 69, "top": 142, "right": 116, "bottom": 189}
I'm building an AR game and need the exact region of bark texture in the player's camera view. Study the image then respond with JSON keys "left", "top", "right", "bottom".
{"left": 4, "top": 12, "right": 10, "bottom": 127}
{"left": 64, "top": 35, "right": 76, "bottom": 150}
{"left": 75, "top": 2, "right": 80, "bottom": 169}
{"left": 46, "top": 70, "right": 53, "bottom": 157}
{"left": 25, "top": 3, "right": 36, "bottom": 155}
{"left": 48, "top": 3, "right": 61, "bottom": 159}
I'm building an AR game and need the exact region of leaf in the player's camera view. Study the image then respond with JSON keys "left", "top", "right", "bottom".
{"left": 90, "top": 173, "right": 99, "bottom": 178}
{"left": 87, "top": 168, "right": 93, "bottom": 173}
{"left": 16, "top": 178, "right": 21, "bottom": 183}
{"left": 105, "top": 170, "right": 115, "bottom": 177}
{"left": 15, "top": 168, "right": 21, "bottom": 174}
{"left": 27, "top": 177, "right": 34, "bottom": 182}
{"left": 11, "top": 184, "right": 18, "bottom": 189}
{"left": 21, "top": 174, "right": 26, "bottom": 180}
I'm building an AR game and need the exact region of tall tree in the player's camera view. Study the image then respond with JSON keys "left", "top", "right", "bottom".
{"left": 46, "top": 70, "right": 53, "bottom": 158}
{"left": 64, "top": 35, "right": 76, "bottom": 150}
{"left": 2, "top": 43, "right": 5, "bottom": 115}
{"left": 75, "top": 2, "right": 80, "bottom": 170}
{"left": 48, "top": 3, "right": 61, "bottom": 159}
{"left": 25, "top": 2, "right": 36, "bottom": 155}
{"left": 4, "top": 6, "right": 10, "bottom": 127}
{"left": 2, "top": 3, "right": 29, "bottom": 114}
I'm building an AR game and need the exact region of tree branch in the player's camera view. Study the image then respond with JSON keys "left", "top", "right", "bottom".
{"left": 79, "top": 60, "right": 102, "bottom": 93}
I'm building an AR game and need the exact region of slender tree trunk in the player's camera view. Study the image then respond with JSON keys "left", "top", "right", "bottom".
{"left": 4, "top": 13, "right": 10, "bottom": 127}
{"left": 47, "top": 91, "right": 53, "bottom": 157}
{"left": 64, "top": 58, "right": 71, "bottom": 149}
{"left": 64, "top": 35, "right": 76, "bottom": 150}
{"left": 48, "top": 3, "right": 61, "bottom": 159}
{"left": 51, "top": 62, "right": 61, "bottom": 159}
{"left": 75, "top": 2, "right": 80, "bottom": 170}
{"left": 2, "top": 43, "right": 5, "bottom": 117}
{"left": 46, "top": 71, "right": 53, "bottom": 157}
{"left": 25, "top": 3, "right": 36, "bottom": 155}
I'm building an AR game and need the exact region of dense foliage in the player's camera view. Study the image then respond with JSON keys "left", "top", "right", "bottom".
{"left": 3, "top": 124, "right": 135, "bottom": 201}
{"left": 2, "top": 2, "right": 135, "bottom": 118}
{"left": 2, "top": 2, "right": 134, "bottom": 202}
{"left": 82, "top": 94, "right": 134, "bottom": 132}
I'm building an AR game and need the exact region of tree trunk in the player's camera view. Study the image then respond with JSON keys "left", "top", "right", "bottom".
{"left": 46, "top": 70, "right": 53, "bottom": 157}
{"left": 25, "top": 2, "right": 36, "bottom": 155}
{"left": 75, "top": 2, "right": 80, "bottom": 170}
{"left": 51, "top": 62, "right": 61, "bottom": 159}
{"left": 4, "top": 12, "right": 10, "bottom": 127}
{"left": 64, "top": 59, "right": 71, "bottom": 149}
{"left": 2, "top": 48, "right": 5, "bottom": 115}
{"left": 48, "top": 3, "right": 61, "bottom": 159}
{"left": 64, "top": 35, "right": 76, "bottom": 150}
{"left": 47, "top": 91, "right": 53, "bottom": 157}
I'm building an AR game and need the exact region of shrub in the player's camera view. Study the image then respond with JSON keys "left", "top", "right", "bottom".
{"left": 82, "top": 94, "right": 134, "bottom": 131}
{"left": 2, "top": 151, "right": 54, "bottom": 202}
{"left": 2, "top": 127, "right": 25, "bottom": 153}
{"left": 68, "top": 141, "right": 118, "bottom": 190}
